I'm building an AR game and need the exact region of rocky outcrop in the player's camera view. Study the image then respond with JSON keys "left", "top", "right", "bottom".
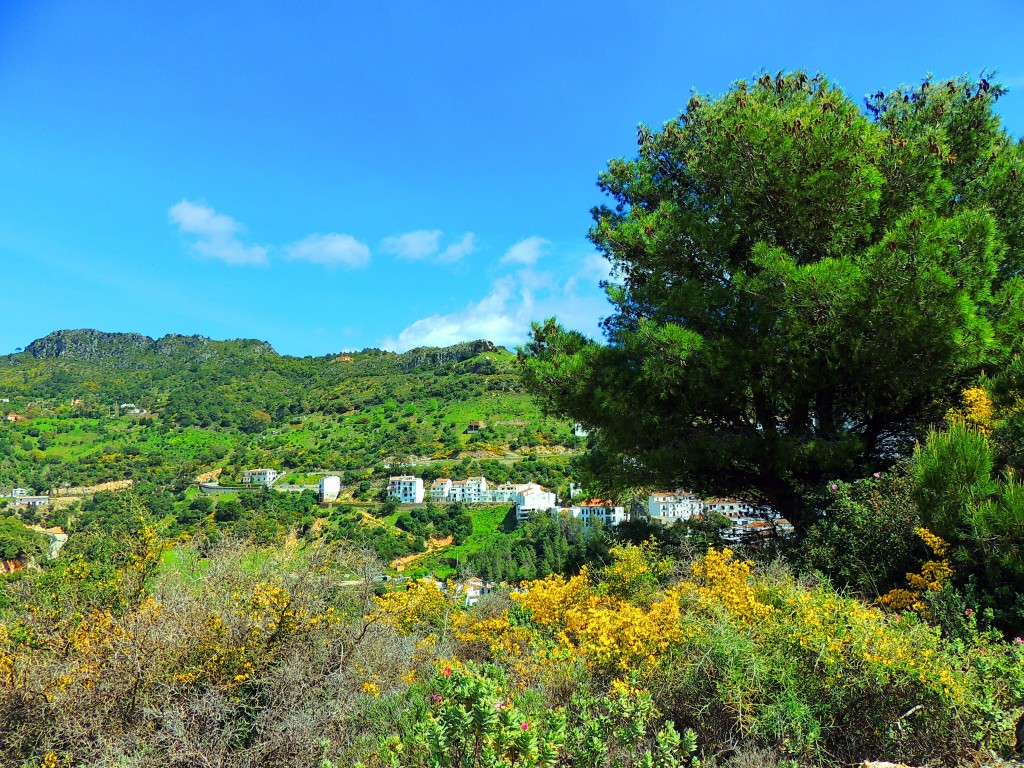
{"left": 24, "top": 330, "right": 277, "bottom": 363}
{"left": 26, "top": 329, "right": 153, "bottom": 360}
{"left": 396, "top": 340, "right": 499, "bottom": 372}
{"left": 152, "top": 334, "right": 213, "bottom": 357}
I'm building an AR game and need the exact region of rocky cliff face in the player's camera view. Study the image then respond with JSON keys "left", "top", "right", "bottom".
{"left": 24, "top": 330, "right": 277, "bottom": 363}
{"left": 395, "top": 340, "right": 498, "bottom": 371}
{"left": 26, "top": 330, "right": 153, "bottom": 360}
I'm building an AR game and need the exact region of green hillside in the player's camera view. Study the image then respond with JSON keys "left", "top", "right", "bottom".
{"left": 0, "top": 329, "right": 581, "bottom": 492}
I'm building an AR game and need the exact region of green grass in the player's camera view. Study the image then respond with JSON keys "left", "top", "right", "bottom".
{"left": 159, "top": 547, "right": 210, "bottom": 584}
{"left": 418, "top": 503, "right": 515, "bottom": 578}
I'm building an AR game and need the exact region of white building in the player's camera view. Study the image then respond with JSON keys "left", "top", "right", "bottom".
{"left": 319, "top": 475, "right": 341, "bottom": 502}
{"left": 420, "top": 476, "right": 557, "bottom": 516}
{"left": 466, "top": 476, "right": 489, "bottom": 502}
{"left": 11, "top": 496, "right": 49, "bottom": 508}
{"left": 647, "top": 490, "right": 703, "bottom": 525}
{"left": 703, "top": 498, "right": 761, "bottom": 520}
{"left": 463, "top": 577, "right": 496, "bottom": 607}
{"left": 242, "top": 468, "right": 280, "bottom": 487}
{"left": 489, "top": 483, "right": 521, "bottom": 503}
{"left": 388, "top": 475, "right": 424, "bottom": 504}
{"left": 572, "top": 422, "right": 589, "bottom": 437}
{"left": 568, "top": 500, "right": 628, "bottom": 528}
{"left": 429, "top": 478, "right": 453, "bottom": 502}
{"left": 514, "top": 484, "right": 557, "bottom": 522}
{"left": 447, "top": 476, "right": 488, "bottom": 503}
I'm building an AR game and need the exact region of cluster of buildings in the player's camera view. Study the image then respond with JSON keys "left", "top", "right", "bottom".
{"left": 647, "top": 490, "right": 793, "bottom": 541}
{"left": 387, "top": 475, "right": 557, "bottom": 522}
{"left": 211, "top": 469, "right": 790, "bottom": 544}
{"left": 386, "top": 476, "right": 791, "bottom": 541}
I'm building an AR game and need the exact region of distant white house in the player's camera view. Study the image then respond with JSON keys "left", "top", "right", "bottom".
{"left": 566, "top": 500, "right": 628, "bottom": 528}
{"left": 11, "top": 496, "right": 49, "bottom": 508}
{"left": 429, "top": 477, "right": 453, "bottom": 503}
{"left": 572, "top": 422, "right": 589, "bottom": 437}
{"left": 514, "top": 484, "right": 557, "bottom": 523}
{"left": 642, "top": 491, "right": 792, "bottom": 541}
{"left": 647, "top": 490, "right": 703, "bottom": 524}
{"left": 319, "top": 475, "right": 341, "bottom": 502}
{"left": 461, "top": 476, "right": 489, "bottom": 503}
{"left": 489, "top": 483, "right": 522, "bottom": 503}
{"left": 241, "top": 468, "right": 280, "bottom": 487}
{"left": 11, "top": 488, "right": 30, "bottom": 497}
{"left": 440, "top": 477, "right": 490, "bottom": 503}
{"left": 388, "top": 476, "right": 424, "bottom": 504}
{"left": 463, "top": 577, "right": 496, "bottom": 607}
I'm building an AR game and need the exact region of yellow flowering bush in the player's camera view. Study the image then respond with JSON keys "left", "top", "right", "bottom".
{"left": 681, "top": 547, "right": 775, "bottom": 624}
{"left": 370, "top": 579, "right": 456, "bottom": 634}
{"left": 598, "top": 541, "right": 671, "bottom": 604}
{"left": 879, "top": 528, "right": 954, "bottom": 613}
{"left": 512, "top": 558, "right": 685, "bottom": 671}
{"left": 504, "top": 545, "right": 1023, "bottom": 763}
{"left": 947, "top": 385, "right": 995, "bottom": 434}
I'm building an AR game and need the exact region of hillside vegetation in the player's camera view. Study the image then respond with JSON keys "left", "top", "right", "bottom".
{"left": 0, "top": 330, "right": 579, "bottom": 492}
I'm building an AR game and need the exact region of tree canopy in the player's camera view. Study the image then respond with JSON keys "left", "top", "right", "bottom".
{"left": 521, "top": 71, "right": 1024, "bottom": 532}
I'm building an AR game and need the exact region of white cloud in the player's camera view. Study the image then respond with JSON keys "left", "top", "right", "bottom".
{"left": 501, "top": 236, "right": 550, "bottom": 266}
{"left": 564, "top": 254, "right": 612, "bottom": 295}
{"left": 285, "top": 233, "right": 371, "bottom": 268}
{"left": 381, "top": 230, "right": 476, "bottom": 263}
{"left": 168, "top": 200, "right": 268, "bottom": 266}
{"left": 381, "top": 229, "right": 443, "bottom": 259}
{"left": 381, "top": 253, "right": 612, "bottom": 351}
{"left": 438, "top": 232, "right": 476, "bottom": 262}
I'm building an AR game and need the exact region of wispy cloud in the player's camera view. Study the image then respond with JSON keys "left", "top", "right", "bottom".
{"left": 285, "top": 233, "right": 371, "bottom": 268}
{"left": 381, "top": 229, "right": 443, "bottom": 259}
{"left": 168, "top": 200, "right": 268, "bottom": 266}
{"left": 438, "top": 232, "right": 476, "bottom": 262}
{"left": 381, "top": 250, "right": 610, "bottom": 351}
{"left": 381, "top": 230, "right": 476, "bottom": 263}
{"left": 501, "top": 236, "right": 549, "bottom": 266}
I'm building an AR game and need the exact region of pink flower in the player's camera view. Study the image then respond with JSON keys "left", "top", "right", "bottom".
{"left": 431, "top": 694, "right": 443, "bottom": 703}
{"left": 520, "top": 721, "right": 529, "bottom": 731}
{"left": 494, "top": 700, "right": 505, "bottom": 711}
{"left": 1014, "top": 637, "right": 1023, "bottom": 645}
{"left": 965, "top": 608, "right": 974, "bottom": 618}
{"left": 872, "top": 472, "right": 881, "bottom": 479}
{"left": 830, "top": 484, "right": 839, "bottom": 491}
{"left": 443, "top": 667, "right": 451, "bottom": 678}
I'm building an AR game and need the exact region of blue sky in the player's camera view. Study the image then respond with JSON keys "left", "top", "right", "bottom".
{"left": 1, "top": 2, "right": 1022, "bottom": 356}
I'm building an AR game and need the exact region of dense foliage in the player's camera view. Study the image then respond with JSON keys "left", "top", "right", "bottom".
{"left": 0, "top": 334, "right": 576, "bottom": 492}
{"left": 521, "top": 71, "right": 1024, "bottom": 531}
{"left": 2, "top": 537, "right": 1021, "bottom": 767}
{"left": 0, "top": 516, "right": 47, "bottom": 562}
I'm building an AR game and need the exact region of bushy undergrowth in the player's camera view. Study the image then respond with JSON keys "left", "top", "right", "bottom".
{"left": 2, "top": 538, "right": 1022, "bottom": 767}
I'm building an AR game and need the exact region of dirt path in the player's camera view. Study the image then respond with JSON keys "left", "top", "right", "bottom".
{"left": 51, "top": 479, "right": 134, "bottom": 497}
{"left": 391, "top": 536, "right": 453, "bottom": 572}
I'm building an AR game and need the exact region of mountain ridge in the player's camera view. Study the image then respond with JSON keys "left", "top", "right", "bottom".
{"left": 19, "top": 329, "right": 505, "bottom": 365}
